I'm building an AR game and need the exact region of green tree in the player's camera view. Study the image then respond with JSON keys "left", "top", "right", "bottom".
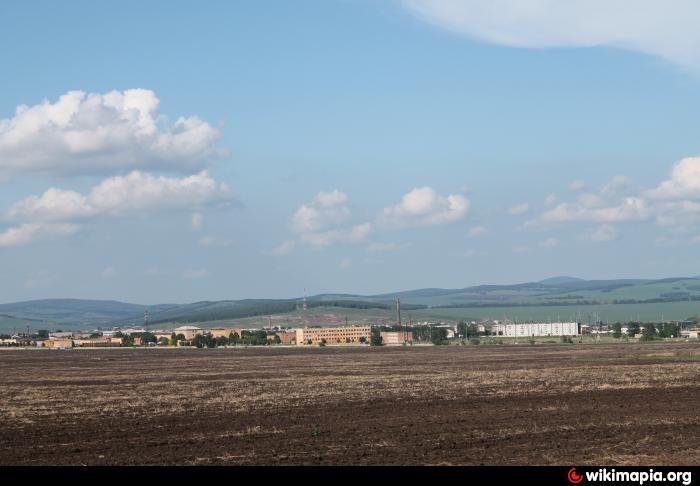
{"left": 627, "top": 323, "right": 640, "bottom": 337}
{"left": 158, "top": 336, "right": 170, "bottom": 346}
{"left": 36, "top": 329, "right": 49, "bottom": 339}
{"left": 457, "top": 321, "right": 467, "bottom": 338}
{"left": 658, "top": 322, "right": 680, "bottom": 338}
{"left": 139, "top": 332, "right": 157, "bottom": 344}
{"left": 641, "top": 324, "right": 657, "bottom": 341}
{"left": 273, "top": 335, "right": 282, "bottom": 345}
{"left": 216, "top": 335, "right": 229, "bottom": 347}
{"left": 612, "top": 322, "right": 622, "bottom": 339}
{"left": 430, "top": 327, "right": 448, "bottom": 345}
{"left": 370, "top": 327, "right": 383, "bottom": 346}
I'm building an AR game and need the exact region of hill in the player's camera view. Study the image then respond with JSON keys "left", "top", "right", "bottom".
{"left": 2, "top": 276, "right": 700, "bottom": 330}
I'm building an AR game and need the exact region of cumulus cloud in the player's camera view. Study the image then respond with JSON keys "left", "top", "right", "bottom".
{"left": 301, "top": 222, "right": 373, "bottom": 248}
{"left": 401, "top": 0, "right": 700, "bottom": 69}
{"left": 379, "top": 187, "right": 469, "bottom": 228}
{"left": 527, "top": 157, "right": 700, "bottom": 240}
{"left": 646, "top": 156, "right": 700, "bottom": 200}
{"left": 8, "top": 170, "right": 231, "bottom": 222}
{"left": 536, "top": 194, "right": 649, "bottom": 224}
{"left": 0, "top": 89, "right": 223, "bottom": 178}
{"left": 290, "top": 190, "right": 351, "bottom": 234}
{"left": 290, "top": 190, "right": 372, "bottom": 247}
{"left": 508, "top": 203, "right": 529, "bottom": 215}
{"left": 0, "top": 222, "right": 79, "bottom": 247}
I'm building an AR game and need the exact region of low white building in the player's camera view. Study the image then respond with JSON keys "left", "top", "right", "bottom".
{"left": 492, "top": 322, "right": 579, "bottom": 337}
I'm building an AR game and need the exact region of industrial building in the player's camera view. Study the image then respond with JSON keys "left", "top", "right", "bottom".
{"left": 492, "top": 322, "right": 580, "bottom": 337}
{"left": 296, "top": 325, "right": 371, "bottom": 345}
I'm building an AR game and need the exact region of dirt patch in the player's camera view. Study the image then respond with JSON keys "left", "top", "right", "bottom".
{"left": 0, "top": 343, "right": 698, "bottom": 465}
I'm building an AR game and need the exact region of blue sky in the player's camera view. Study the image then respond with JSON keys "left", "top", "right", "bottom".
{"left": 3, "top": 0, "right": 700, "bottom": 304}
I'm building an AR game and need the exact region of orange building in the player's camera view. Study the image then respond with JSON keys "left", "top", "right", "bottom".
{"left": 295, "top": 326, "right": 371, "bottom": 345}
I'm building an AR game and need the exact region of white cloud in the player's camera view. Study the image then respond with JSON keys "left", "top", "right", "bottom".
{"left": 467, "top": 225, "right": 487, "bottom": 237}
{"left": 569, "top": 179, "right": 586, "bottom": 191}
{"left": 8, "top": 170, "right": 231, "bottom": 222}
{"left": 191, "top": 212, "right": 203, "bottom": 231}
{"left": 0, "top": 222, "right": 79, "bottom": 247}
{"left": 508, "top": 202, "right": 529, "bottom": 215}
{"left": 313, "top": 189, "right": 348, "bottom": 207}
{"left": 301, "top": 222, "right": 373, "bottom": 248}
{"left": 379, "top": 187, "right": 469, "bottom": 228}
{"left": 464, "top": 248, "right": 478, "bottom": 257}
{"left": 590, "top": 224, "right": 618, "bottom": 242}
{"left": 0, "top": 89, "right": 223, "bottom": 178}
{"left": 290, "top": 190, "right": 351, "bottom": 234}
{"left": 401, "top": 0, "right": 700, "bottom": 69}
{"left": 647, "top": 156, "right": 700, "bottom": 200}
{"left": 537, "top": 195, "right": 649, "bottom": 224}
{"left": 289, "top": 190, "right": 372, "bottom": 247}
{"left": 339, "top": 257, "right": 352, "bottom": 269}
{"left": 601, "top": 175, "right": 633, "bottom": 196}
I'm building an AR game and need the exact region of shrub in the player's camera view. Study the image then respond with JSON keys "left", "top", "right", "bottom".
{"left": 470, "top": 338, "right": 480, "bottom": 345}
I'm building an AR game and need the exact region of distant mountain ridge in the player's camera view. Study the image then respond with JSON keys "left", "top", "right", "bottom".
{"left": 2, "top": 276, "right": 699, "bottom": 328}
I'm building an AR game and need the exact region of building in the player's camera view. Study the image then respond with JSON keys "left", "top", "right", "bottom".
{"left": 73, "top": 338, "right": 119, "bottom": 347}
{"left": 296, "top": 326, "right": 371, "bottom": 345}
{"left": 154, "top": 331, "right": 173, "bottom": 341}
{"left": 209, "top": 327, "right": 242, "bottom": 339}
{"left": 681, "top": 328, "right": 700, "bottom": 339}
{"left": 43, "top": 338, "right": 73, "bottom": 349}
{"left": 49, "top": 332, "right": 72, "bottom": 339}
{"left": 272, "top": 330, "right": 296, "bottom": 345}
{"left": 173, "top": 326, "right": 202, "bottom": 340}
{"left": 492, "top": 322, "right": 579, "bottom": 337}
{"left": 380, "top": 330, "right": 413, "bottom": 345}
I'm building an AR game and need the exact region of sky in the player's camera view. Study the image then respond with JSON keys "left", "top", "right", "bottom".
{"left": 3, "top": 0, "right": 700, "bottom": 304}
